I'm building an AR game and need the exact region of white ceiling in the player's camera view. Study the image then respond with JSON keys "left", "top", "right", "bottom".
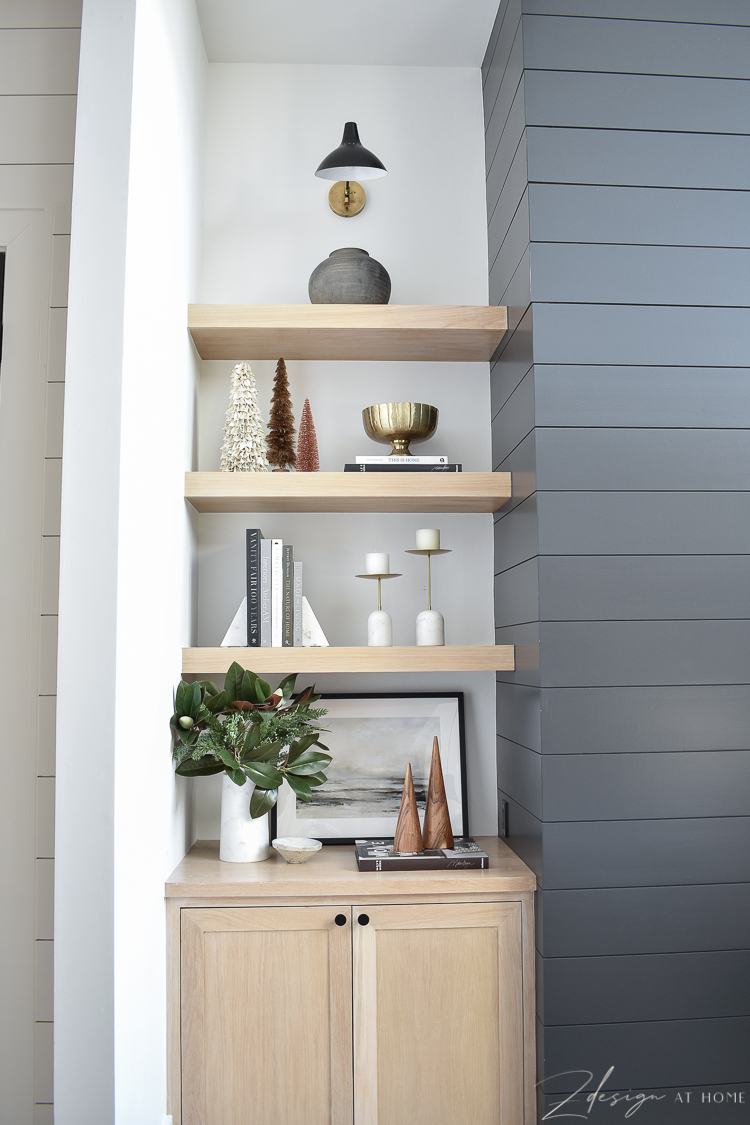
{"left": 195, "top": 0, "right": 500, "bottom": 66}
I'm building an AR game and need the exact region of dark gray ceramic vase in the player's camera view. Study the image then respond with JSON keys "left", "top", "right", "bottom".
{"left": 308, "top": 248, "right": 391, "bottom": 304}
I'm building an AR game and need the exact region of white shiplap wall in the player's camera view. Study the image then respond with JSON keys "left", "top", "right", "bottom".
{"left": 0, "top": 2, "right": 80, "bottom": 1122}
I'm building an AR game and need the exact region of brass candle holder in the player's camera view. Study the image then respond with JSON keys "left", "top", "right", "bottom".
{"left": 406, "top": 529, "right": 450, "bottom": 646}
{"left": 356, "top": 554, "right": 401, "bottom": 646}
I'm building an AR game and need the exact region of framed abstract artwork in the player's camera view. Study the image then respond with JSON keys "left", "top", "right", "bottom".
{"left": 272, "top": 692, "right": 467, "bottom": 844}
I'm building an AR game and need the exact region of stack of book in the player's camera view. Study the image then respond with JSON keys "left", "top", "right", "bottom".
{"left": 246, "top": 530, "right": 303, "bottom": 648}
{"left": 355, "top": 838, "right": 489, "bottom": 871}
{"left": 344, "top": 455, "right": 462, "bottom": 472}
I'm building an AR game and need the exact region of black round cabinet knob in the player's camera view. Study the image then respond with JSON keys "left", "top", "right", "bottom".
{"left": 334, "top": 914, "right": 347, "bottom": 927}
{"left": 358, "top": 913, "right": 370, "bottom": 926}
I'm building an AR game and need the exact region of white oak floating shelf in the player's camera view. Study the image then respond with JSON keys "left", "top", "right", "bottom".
{"left": 183, "top": 646, "right": 515, "bottom": 675}
{"left": 188, "top": 304, "right": 508, "bottom": 362}
{"left": 185, "top": 471, "right": 512, "bottom": 514}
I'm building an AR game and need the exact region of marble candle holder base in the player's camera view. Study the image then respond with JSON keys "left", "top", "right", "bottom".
{"left": 219, "top": 773, "right": 270, "bottom": 862}
{"left": 368, "top": 609, "right": 393, "bottom": 646}
{"left": 416, "top": 608, "right": 445, "bottom": 646}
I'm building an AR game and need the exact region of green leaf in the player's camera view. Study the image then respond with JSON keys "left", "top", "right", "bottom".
{"left": 175, "top": 680, "right": 191, "bottom": 715}
{"left": 255, "top": 678, "right": 271, "bottom": 703}
{"left": 188, "top": 682, "right": 202, "bottom": 718}
{"left": 284, "top": 773, "right": 312, "bottom": 801}
{"left": 239, "top": 669, "right": 258, "bottom": 702}
{"left": 217, "top": 747, "right": 238, "bottom": 770}
{"left": 241, "top": 723, "right": 262, "bottom": 756}
{"left": 287, "top": 751, "right": 333, "bottom": 776}
{"left": 197, "top": 679, "right": 220, "bottom": 697}
{"left": 227, "top": 767, "right": 246, "bottom": 786}
{"left": 286, "top": 733, "right": 319, "bottom": 764}
{"left": 243, "top": 739, "right": 282, "bottom": 763}
{"left": 175, "top": 758, "right": 224, "bottom": 777}
{"left": 243, "top": 761, "right": 284, "bottom": 789}
{"left": 249, "top": 786, "right": 278, "bottom": 818}
{"left": 306, "top": 772, "right": 327, "bottom": 787}
{"left": 204, "top": 690, "right": 229, "bottom": 713}
{"left": 224, "top": 661, "right": 244, "bottom": 703}
{"left": 276, "top": 673, "right": 297, "bottom": 699}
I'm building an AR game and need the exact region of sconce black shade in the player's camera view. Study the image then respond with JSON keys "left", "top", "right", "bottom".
{"left": 315, "top": 122, "right": 387, "bottom": 182}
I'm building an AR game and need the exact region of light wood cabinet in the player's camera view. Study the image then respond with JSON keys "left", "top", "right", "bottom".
{"left": 180, "top": 906, "right": 353, "bottom": 1125}
{"left": 353, "top": 902, "right": 524, "bottom": 1125}
{"left": 167, "top": 838, "right": 536, "bottom": 1125}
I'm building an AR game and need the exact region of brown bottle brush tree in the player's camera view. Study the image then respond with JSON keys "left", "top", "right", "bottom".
{"left": 296, "top": 397, "right": 320, "bottom": 472}
{"left": 266, "top": 358, "right": 297, "bottom": 470}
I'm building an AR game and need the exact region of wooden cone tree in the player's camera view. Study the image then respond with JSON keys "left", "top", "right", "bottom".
{"left": 423, "top": 736, "right": 454, "bottom": 850}
{"left": 266, "top": 358, "right": 297, "bottom": 471}
{"left": 393, "top": 763, "right": 424, "bottom": 853}
{"left": 296, "top": 397, "right": 320, "bottom": 472}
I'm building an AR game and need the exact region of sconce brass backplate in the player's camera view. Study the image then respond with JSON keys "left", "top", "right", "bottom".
{"left": 328, "top": 180, "right": 366, "bottom": 217}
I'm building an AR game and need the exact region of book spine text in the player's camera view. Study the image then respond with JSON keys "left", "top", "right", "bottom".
{"left": 245, "top": 529, "right": 263, "bottom": 646}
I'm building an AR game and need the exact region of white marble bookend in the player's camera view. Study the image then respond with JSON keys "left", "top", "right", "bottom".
{"left": 221, "top": 596, "right": 247, "bottom": 646}
{"left": 301, "top": 596, "right": 329, "bottom": 647}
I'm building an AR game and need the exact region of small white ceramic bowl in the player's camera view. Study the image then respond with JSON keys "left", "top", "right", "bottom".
{"left": 272, "top": 837, "right": 323, "bottom": 864}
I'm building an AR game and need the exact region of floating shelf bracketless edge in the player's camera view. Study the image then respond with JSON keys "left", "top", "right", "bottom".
{"left": 183, "top": 646, "right": 515, "bottom": 675}
{"left": 185, "top": 471, "right": 512, "bottom": 514}
{"left": 188, "top": 303, "right": 508, "bottom": 362}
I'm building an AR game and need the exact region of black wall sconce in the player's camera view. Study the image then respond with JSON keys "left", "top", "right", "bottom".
{"left": 315, "top": 121, "right": 387, "bottom": 217}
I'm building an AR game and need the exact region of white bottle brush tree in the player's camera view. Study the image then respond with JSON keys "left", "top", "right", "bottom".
{"left": 220, "top": 361, "right": 270, "bottom": 472}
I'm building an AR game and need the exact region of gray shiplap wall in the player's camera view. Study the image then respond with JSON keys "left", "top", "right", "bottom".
{"left": 484, "top": 1, "right": 750, "bottom": 1114}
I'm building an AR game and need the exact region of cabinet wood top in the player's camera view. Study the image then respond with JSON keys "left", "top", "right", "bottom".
{"left": 166, "top": 836, "right": 536, "bottom": 897}
{"left": 188, "top": 304, "right": 508, "bottom": 361}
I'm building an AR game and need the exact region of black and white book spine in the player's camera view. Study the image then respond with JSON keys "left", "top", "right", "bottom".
{"left": 271, "top": 539, "right": 283, "bottom": 647}
{"left": 343, "top": 463, "right": 462, "bottom": 473}
{"left": 293, "top": 562, "right": 303, "bottom": 647}
{"left": 282, "top": 545, "right": 294, "bottom": 648}
{"left": 355, "top": 455, "right": 449, "bottom": 464}
{"left": 260, "top": 538, "right": 272, "bottom": 647}
{"left": 245, "top": 528, "right": 263, "bottom": 647}
{"left": 356, "top": 854, "right": 487, "bottom": 871}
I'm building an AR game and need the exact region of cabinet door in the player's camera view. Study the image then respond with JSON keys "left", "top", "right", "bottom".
{"left": 181, "top": 906, "right": 353, "bottom": 1125}
{"left": 353, "top": 902, "right": 524, "bottom": 1125}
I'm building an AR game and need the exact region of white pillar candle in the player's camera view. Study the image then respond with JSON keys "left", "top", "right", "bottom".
{"left": 365, "top": 552, "right": 389, "bottom": 574}
{"left": 416, "top": 528, "right": 440, "bottom": 550}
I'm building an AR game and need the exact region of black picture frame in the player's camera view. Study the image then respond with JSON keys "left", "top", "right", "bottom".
{"left": 271, "top": 691, "right": 467, "bottom": 844}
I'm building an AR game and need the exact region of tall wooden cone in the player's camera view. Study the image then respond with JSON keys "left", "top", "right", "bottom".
{"left": 423, "top": 736, "right": 454, "bottom": 849}
{"left": 393, "top": 763, "right": 424, "bottom": 853}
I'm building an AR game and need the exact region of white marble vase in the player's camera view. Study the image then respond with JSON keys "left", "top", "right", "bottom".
{"left": 219, "top": 772, "right": 270, "bottom": 862}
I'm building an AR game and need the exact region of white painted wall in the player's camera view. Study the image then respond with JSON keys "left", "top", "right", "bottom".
{"left": 196, "top": 62, "right": 498, "bottom": 833}
{"left": 56, "top": 0, "right": 206, "bottom": 1121}
{"left": 202, "top": 63, "right": 488, "bottom": 305}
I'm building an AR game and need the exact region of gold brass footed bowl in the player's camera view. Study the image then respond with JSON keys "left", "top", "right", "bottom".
{"left": 362, "top": 402, "right": 438, "bottom": 457}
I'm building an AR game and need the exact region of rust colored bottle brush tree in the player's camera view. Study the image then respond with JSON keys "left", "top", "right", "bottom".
{"left": 266, "top": 358, "right": 297, "bottom": 471}
{"left": 296, "top": 397, "right": 320, "bottom": 472}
